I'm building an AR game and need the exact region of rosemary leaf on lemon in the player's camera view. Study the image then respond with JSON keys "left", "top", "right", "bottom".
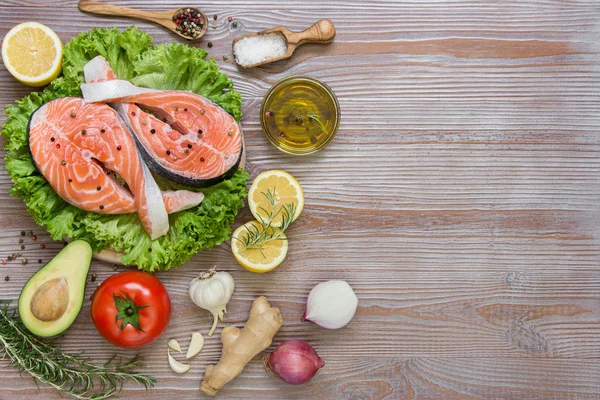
{"left": 236, "top": 188, "right": 295, "bottom": 254}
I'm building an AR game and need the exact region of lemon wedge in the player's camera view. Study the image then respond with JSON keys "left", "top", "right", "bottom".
{"left": 231, "top": 221, "right": 288, "bottom": 273}
{"left": 248, "top": 170, "right": 304, "bottom": 228}
{"left": 1, "top": 22, "right": 62, "bottom": 87}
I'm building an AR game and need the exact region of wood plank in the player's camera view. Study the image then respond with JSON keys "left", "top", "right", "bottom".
{"left": 0, "top": 0, "right": 599, "bottom": 399}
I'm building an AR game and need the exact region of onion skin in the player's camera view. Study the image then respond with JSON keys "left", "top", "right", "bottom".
{"left": 263, "top": 340, "right": 325, "bottom": 385}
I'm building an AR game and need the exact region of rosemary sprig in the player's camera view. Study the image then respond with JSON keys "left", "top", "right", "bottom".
{"left": 307, "top": 113, "right": 327, "bottom": 133}
{"left": 0, "top": 302, "right": 155, "bottom": 399}
{"left": 236, "top": 188, "right": 295, "bottom": 258}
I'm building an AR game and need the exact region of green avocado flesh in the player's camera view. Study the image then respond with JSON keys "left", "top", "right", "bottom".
{"left": 18, "top": 240, "right": 92, "bottom": 337}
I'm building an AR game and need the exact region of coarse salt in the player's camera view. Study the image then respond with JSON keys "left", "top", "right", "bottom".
{"left": 233, "top": 32, "right": 287, "bottom": 67}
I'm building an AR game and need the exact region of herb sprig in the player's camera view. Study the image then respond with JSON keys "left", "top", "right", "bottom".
{"left": 0, "top": 302, "right": 155, "bottom": 399}
{"left": 236, "top": 188, "right": 296, "bottom": 258}
{"left": 307, "top": 113, "right": 327, "bottom": 133}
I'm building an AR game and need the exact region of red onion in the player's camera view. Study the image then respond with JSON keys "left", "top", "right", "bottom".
{"left": 263, "top": 340, "right": 325, "bottom": 385}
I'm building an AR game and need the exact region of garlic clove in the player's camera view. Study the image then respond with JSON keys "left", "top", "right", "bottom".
{"left": 302, "top": 280, "right": 358, "bottom": 329}
{"left": 186, "top": 332, "right": 204, "bottom": 359}
{"left": 168, "top": 349, "right": 191, "bottom": 374}
{"left": 168, "top": 338, "right": 182, "bottom": 354}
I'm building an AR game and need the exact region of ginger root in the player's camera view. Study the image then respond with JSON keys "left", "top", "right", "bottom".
{"left": 200, "top": 296, "right": 283, "bottom": 396}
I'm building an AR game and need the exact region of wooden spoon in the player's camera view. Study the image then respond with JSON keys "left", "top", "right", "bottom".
{"left": 232, "top": 19, "right": 336, "bottom": 68}
{"left": 78, "top": 0, "right": 208, "bottom": 41}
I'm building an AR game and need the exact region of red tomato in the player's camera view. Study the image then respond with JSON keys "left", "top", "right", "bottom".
{"left": 91, "top": 271, "right": 171, "bottom": 349}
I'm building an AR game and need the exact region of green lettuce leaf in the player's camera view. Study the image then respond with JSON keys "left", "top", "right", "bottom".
{"left": 1, "top": 27, "right": 248, "bottom": 271}
{"left": 131, "top": 43, "right": 243, "bottom": 121}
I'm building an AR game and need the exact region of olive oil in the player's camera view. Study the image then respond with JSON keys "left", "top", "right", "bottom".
{"left": 260, "top": 76, "right": 340, "bottom": 155}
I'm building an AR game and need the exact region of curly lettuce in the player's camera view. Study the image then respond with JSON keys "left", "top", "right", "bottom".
{"left": 1, "top": 27, "right": 248, "bottom": 271}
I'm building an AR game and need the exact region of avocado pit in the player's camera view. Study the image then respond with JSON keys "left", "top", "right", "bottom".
{"left": 30, "top": 277, "right": 70, "bottom": 322}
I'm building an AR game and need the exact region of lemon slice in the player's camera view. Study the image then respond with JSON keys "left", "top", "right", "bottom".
{"left": 231, "top": 221, "right": 288, "bottom": 273}
{"left": 248, "top": 170, "right": 304, "bottom": 228}
{"left": 1, "top": 22, "right": 63, "bottom": 87}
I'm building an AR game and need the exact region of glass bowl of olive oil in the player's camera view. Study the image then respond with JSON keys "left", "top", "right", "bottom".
{"left": 260, "top": 76, "right": 340, "bottom": 155}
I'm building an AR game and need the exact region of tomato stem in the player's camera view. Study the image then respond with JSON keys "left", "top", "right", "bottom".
{"left": 113, "top": 290, "right": 150, "bottom": 332}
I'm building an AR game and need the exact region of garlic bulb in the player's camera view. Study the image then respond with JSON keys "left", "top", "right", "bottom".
{"left": 302, "top": 280, "right": 358, "bottom": 329}
{"left": 189, "top": 268, "right": 235, "bottom": 336}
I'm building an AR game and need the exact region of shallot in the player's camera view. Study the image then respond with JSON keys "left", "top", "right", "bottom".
{"left": 263, "top": 340, "right": 324, "bottom": 385}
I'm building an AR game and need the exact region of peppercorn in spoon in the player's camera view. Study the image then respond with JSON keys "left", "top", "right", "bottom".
{"left": 233, "top": 19, "right": 336, "bottom": 68}
{"left": 78, "top": 1, "right": 208, "bottom": 40}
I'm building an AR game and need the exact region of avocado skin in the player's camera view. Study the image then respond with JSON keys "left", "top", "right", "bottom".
{"left": 18, "top": 240, "right": 93, "bottom": 337}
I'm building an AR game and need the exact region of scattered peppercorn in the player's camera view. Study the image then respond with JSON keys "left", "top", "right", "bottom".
{"left": 100, "top": 129, "right": 105, "bottom": 133}
{"left": 4, "top": 276, "right": 9, "bottom": 281}
{"left": 20, "top": 245, "right": 25, "bottom": 250}
{"left": 20, "top": 231, "right": 25, "bottom": 236}
{"left": 40, "top": 244, "right": 45, "bottom": 249}
{"left": 198, "top": 129, "right": 203, "bottom": 134}
{"left": 50, "top": 137, "right": 55, "bottom": 142}
{"left": 91, "top": 273, "right": 97, "bottom": 282}
{"left": 166, "top": 150, "right": 171, "bottom": 155}
{"left": 213, "top": 14, "right": 218, "bottom": 20}
{"left": 150, "top": 129, "right": 156, "bottom": 134}
{"left": 70, "top": 112, "right": 76, "bottom": 118}
{"left": 38, "top": 259, "right": 42, "bottom": 264}
{"left": 68, "top": 178, "right": 73, "bottom": 183}
{"left": 81, "top": 129, "right": 87, "bottom": 135}
{"left": 187, "top": 144, "right": 193, "bottom": 149}
{"left": 131, "top": 111, "right": 136, "bottom": 116}
{"left": 200, "top": 157, "right": 205, "bottom": 162}
{"left": 184, "top": 108, "right": 188, "bottom": 112}
{"left": 184, "top": 149, "right": 189, "bottom": 154}
{"left": 208, "top": 42, "right": 213, "bottom": 48}
{"left": 100, "top": 205, "right": 105, "bottom": 210}
{"left": 148, "top": 248, "right": 152, "bottom": 252}
{"left": 96, "top": 186, "right": 101, "bottom": 191}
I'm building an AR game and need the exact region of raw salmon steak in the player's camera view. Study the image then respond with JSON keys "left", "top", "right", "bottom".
{"left": 27, "top": 97, "right": 173, "bottom": 239}
{"left": 82, "top": 56, "right": 243, "bottom": 187}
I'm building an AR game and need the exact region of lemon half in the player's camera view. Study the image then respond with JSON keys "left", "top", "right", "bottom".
{"left": 2, "top": 22, "right": 62, "bottom": 87}
{"left": 231, "top": 221, "right": 288, "bottom": 273}
{"left": 248, "top": 170, "right": 304, "bottom": 228}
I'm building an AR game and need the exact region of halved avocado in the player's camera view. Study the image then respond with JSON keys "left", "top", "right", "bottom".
{"left": 18, "top": 240, "right": 92, "bottom": 337}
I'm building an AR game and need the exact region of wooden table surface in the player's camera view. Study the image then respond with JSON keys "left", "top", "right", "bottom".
{"left": 1, "top": 1, "right": 600, "bottom": 399}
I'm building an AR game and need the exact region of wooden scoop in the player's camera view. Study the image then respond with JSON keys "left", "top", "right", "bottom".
{"left": 232, "top": 19, "right": 336, "bottom": 68}
{"left": 78, "top": 0, "right": 208, "bottom": 41}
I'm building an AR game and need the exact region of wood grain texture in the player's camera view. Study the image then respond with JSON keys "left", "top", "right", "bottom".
{"left": 1, "top": 0, "right": 599, "bottom": 399}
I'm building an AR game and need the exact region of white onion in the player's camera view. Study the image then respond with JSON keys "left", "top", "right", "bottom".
{"left": 302, "top": 280, "right": 358, "bottom": 329}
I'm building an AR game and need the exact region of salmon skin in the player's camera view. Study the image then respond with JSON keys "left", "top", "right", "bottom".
{"left": 82, "top": 56, "right": 243, "bottom": 188}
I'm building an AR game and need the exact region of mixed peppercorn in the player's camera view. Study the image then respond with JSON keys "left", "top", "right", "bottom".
{"left": 173, "top": 8, "right": 205, "bottom": 38}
